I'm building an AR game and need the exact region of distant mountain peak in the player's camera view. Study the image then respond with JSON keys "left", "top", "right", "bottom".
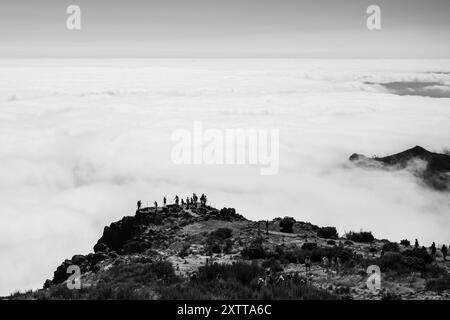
{"left": 350, "top": 146, "right": 450, "bottom": 191}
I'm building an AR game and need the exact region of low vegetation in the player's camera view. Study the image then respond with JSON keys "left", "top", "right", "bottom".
{"left": 317, "top": 227, "right": 338, "bottom": 239}
{"left": 345, "top": 231, "right": 375, "bottom": 243}
{"left": 279, "top": 217, "right": 296, "bottom": 233}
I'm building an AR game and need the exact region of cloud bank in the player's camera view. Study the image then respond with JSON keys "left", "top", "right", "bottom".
{"left": 0, "top": 59, "right": 449, "bottom": 295}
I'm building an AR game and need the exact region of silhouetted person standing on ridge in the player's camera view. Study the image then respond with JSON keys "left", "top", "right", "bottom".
{"left": 431, "top": 242, "right": 437, "bottom": 256}
{"left": 154, "top": 201, "right": 158, "bottom": 213}
{"left": 193, "top": 193, "right": 198, "bottom": 206}
{"left": 137, "top": 200, "right": 141, "bottom": 212}
{"left": 415, "top": 239, "right": 419, "bottom": 249}
{"left": 163, "top": 197, "right": 167, "bottom": 207}
{"left": 174, "top": 195, "right": 179, "bottom": 206}
{"left": 186, "top": 197, "right": 190, "bottom": 208}
{"left": 200, "top": 193, "right": 207, "bottom": 207}
{"left": 265, "top": 220, "right": 269, "bottom": 235}
{"left": 441, "top": 245, "right": 448, "bottom": 261}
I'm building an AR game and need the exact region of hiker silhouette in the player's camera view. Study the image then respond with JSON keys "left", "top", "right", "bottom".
{"left": 441, "top": 245, "right": 448, "bottom": 261}
{"left": 200, "top": 193, "right": 207, "bottom": 207}
{"left": 431, "top": 242, "right": 437, "bottom": 256}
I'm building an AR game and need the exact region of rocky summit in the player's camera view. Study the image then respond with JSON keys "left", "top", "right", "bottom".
{"left": 6, "top": 198, "right": 450, "bottom": 300}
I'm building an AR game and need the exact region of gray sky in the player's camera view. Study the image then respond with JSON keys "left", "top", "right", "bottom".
{"left": 0, "top": 0, "right": 449, "bottom": 58}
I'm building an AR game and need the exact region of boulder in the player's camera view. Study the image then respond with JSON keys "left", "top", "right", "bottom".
{"left": 93, "top": 242, "right": 109, "bottom": 253}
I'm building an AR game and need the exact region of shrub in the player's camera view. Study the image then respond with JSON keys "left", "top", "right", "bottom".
{"left": 403, "top": 248, "right": 433, "bottom": 264}
{"left": 369, "top": 247, "right": 378, "bottom": 254}
{"left": 285, "top": 244, "right": 353, "bottom": 264}
{"left": 317, "top": 227, "right": 338, "bottom": 239}
{"left": 101, "top": 260, "right": 176, "bottom": 284}
{"left": 85, "top": 283, "right": 155, "bottom": 300}
{"left": 371, "top": 248, "right": 439, "bottom": 275}
{"left": 53, "top": 286, "right": 88, "bottom": 299}
{"left": 224, "top": 239, "right": 233, "bottom": 254}
{"left": 210, "top": 228, "right": 233, "bottom": 240}
{"left": 327, "top": 240, "right": 336, "bottom": 246}
{"left": 426, "top": 275, "right": 450, "bottom": 293}
{"left": 279, "top": 217, "right": 296, "bottom": 233}
{"left": 199, "top": 261, "right": 264, "bottom": 285}
{"left": 242, "top": 239, "right": 267, "bottom": 259}
{"left": 346, "top": 231, "right": 374, "bottom": 243}
{"left": 381, "top": 290, "right": 402, "bottom": 300}
{"left": 301, "top": 243, "right": 318, "bottom": 251}
{"left": 179, "top": 243, "right": 191, "bottom": 258}
{"left": 220, "top": 208, "right": 236, "bottom": 216}
{"left": 400, "top": 239, "right": 410, "bottom": 247}
{"left": 206, "top": 242, "right": 222, "bottom": 254}
{"left": 424, "top": 263, "right": 447, "bottom": 278}
{"left": 262, "top": 258, "right": 283, "bottom": 273}
{"left": 205, "top": 228, "right": 234, "bottom": 255}
{"left": 373, "top": 252, "right": 410, "bottom": 274}
{"left": 123, "top": 240, "right": 148, "bottom": 254}
{"left": 382, "top": 242, "right": 400, "bottom": 254}
{"left": 157, "top": 262, "right": 337, "bottom": 300}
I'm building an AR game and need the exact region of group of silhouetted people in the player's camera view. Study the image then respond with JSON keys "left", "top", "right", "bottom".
{"left": 136, "top": 193, "right": 208, "bottom": 213}
{"left": 415, "top": 238, "right": 448, "bottom": 261}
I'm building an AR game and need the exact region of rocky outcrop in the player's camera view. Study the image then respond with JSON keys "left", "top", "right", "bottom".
{"left": 48, "top": 202, "right": 244, "bottom": 286}
{"left": 95, "top": 216, "right": 143, "bottom": 253}
{"left": 51, "top": 252, "right": 110, "bottom": 285}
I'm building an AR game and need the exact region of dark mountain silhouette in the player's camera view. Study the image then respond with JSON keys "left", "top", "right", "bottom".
{"left": 350, "top": 146, "right": 450, "bottom": 190}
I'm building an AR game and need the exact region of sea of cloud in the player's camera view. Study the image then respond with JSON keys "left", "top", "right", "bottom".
{"left": 0, "top": 59, "right": 449, "bottom": 295}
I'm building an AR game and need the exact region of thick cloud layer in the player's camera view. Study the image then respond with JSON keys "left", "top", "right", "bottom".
{"left": 0, "top": 59, "right": 449, "bottom": 295}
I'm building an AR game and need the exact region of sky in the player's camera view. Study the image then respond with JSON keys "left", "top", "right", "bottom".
{"left": 0, "top": 0, "right": 449, "bottom": 58}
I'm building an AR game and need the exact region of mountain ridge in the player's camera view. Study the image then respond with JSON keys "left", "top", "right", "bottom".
{"left": 6, "top": 197, "right": 450, "bottom": 300}
{"left": 349, "top": 146, "right": 450, "bottom": 190}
